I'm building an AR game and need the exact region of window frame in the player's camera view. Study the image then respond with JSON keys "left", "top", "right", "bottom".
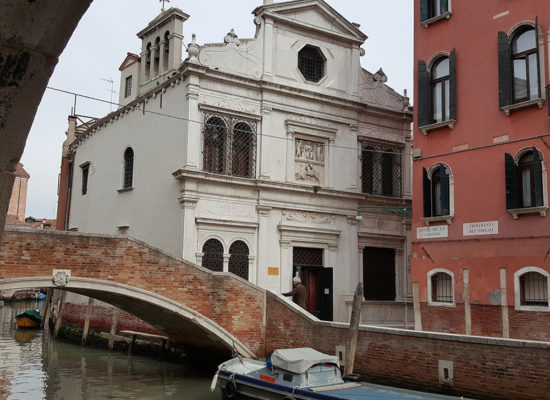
{"left": 202, "top": 112, "right": 257, "bottom": 179}
{"left": 361, "top": 142, "right": 403, "bottom": 198}
{"left": 298, "top": 45, "right": 326, "bottom": 84}
{"left": 417, "top": 50, "right": 457, "bottom": 134}
{"left": 422, "top": 163, "right": 454, "bottom": 224}
{"left": 420, "top": 0, "right": 452, "bottom": 27}
{"left": 123, "top": 147, "right": 134, "bottom": 189}
{"left": 511, "top": 28, "right": 540, "bottom": 103}
{"left": 505, "top": 147, "right": 547, "bottom": 218}
{"left": 124, "top": 75, "right": 132, "bottom": 98}
{"left": 427, "top": 268, "right": 455, "bottom": 307}
{"left": 498, "top": 22, "right": 545, "bottom": 114}
{"left": 514, "top": 267, "right": 550, "bottom": 312}
{"left": 80, "top": 162, "right": 90, "bottom": 196}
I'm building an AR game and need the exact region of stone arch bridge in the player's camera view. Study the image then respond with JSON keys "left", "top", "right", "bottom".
{"left": 0, "top": 227, "right": 268, "bottom": 358}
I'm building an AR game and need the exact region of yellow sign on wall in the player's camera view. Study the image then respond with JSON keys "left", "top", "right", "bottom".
{"left": 267, "top": 267, "right": 280, "bottom": 276}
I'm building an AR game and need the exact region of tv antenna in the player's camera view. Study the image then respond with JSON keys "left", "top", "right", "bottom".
{"left": 99, "top": 77, "right": 117, "bottom": 113}
{"left": 160, "top": 0, "right": 170, "bottom": 11}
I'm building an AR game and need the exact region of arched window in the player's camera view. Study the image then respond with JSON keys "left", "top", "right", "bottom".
{"left": 504, "top": 148, "right": 544, "bottom": 211}
{"left": 431, "top": 57, "right": 450, "bottom": 123}
{"left": 515, "top": 267, "right": 550, "bottom": 311}
{"left": 232, "top": 122, "right": 253, "bottom": 178}
{"left": 203, "top": 117, "right": 226, "bottom": 174}
{"left": 228, "top": 240, "right": 249, "bottom": 280}
{"left": 202, "top": 239, "right": 223, "bottom": 272}
{"left": 430, "top": 272, "right": 453, "bottom": 303}
{"left": 123, "top": 147, "right": 134, "bottom": 188}
{"left": 164, "top": 31, "right": 170, "bottom": 55}
{"left": 512, "top": 28, "right": 539, "bottom": 103}
{"left": 423, "top": 164, "right": 451, "bottom": 217}
{"left": 146, "top": 42, "right": 152, "bottom": 64}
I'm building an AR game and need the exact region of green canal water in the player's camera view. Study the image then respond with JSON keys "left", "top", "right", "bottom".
{"left": 0, "top": 300, "right": 219, "bottom": 400}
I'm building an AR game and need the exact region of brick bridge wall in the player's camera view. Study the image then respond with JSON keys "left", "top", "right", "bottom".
{"left": 265, "top": 292, "right": 550, "bottom": 400}
{"left": 2, "top": 229, "right": 549, "bottom": 400}
{"left": 0, "top": 228, "right": 266, "bottom": 356}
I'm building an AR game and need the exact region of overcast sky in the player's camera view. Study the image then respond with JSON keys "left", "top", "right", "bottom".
{"left": 21, "top": 0, "right": 413, "bottom": 219}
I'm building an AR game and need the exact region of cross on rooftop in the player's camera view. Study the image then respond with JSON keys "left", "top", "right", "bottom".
{"left": 160, "top": 0, "right": 170, "bottom": 11}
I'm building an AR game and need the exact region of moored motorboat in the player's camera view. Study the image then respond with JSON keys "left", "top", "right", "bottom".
{"left": 15, "top": 309, "right": 42, "bottom": 329}
{"left": 212, "top": 347, "right": 470, "bottom": 400}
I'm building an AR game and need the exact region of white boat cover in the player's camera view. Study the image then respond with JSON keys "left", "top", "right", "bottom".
{"left": 270, "top": 348, "right": 339, "bottom": 374}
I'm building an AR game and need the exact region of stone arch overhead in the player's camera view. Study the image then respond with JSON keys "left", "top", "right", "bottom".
{"left": 201, "top": 235, "right": 226, "bottom": 252}
{"left": 426, "top": 51, "right": 451, "bottom": 71}
{"left": 514, "top": 146, "right": 545, "bottom": 162}
{"left": 507, "top": 20, "right": 537, "bottom": 38}
{"left": 427, "top": 161, "right": 452, "bottom": 178}
{"left": 0, "top": 275, "right": 255, "bottom": 358}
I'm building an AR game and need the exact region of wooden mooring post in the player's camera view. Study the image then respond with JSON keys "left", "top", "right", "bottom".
{"left": 53, "top": 291, "right": 67, "bottom": 339}
{"left": 108, "top": 308, "right": 118, "bottom": 351}
{"left": 345, "top": 283, "right": 362, "bottom": 375}
{"left": 81, "top": 298, "right": 94, "bottom": 346}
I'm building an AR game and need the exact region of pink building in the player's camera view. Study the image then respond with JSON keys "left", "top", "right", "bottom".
{"left": 412, "top": 0, "right": 550, "bottom": 341}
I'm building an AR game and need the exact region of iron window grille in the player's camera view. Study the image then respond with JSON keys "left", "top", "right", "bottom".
{"left": 123, "top": 147, "right": 134, "bottom": 188}
{"left": 202, "top": 239, "right": 223, "bottom": 272}
{"left": 203, "top": 112, "right": 256, "bottom": 178}
{"left": 431, "top": 272, "right": 453, "bottom": 303}
{"left": 520, "top": 272, "right": 548, "bottom": 306}
{"left": 293, "top": 247, "right": 323, "bottom": 268}
{"left": 228, "top": 240, "right": 249, "bottom": 281}
{"left": 298, "top": 46, "right": 325, "bottom": 83}
{"left": 361, "top": 143, "right": 402, "bottom": 197}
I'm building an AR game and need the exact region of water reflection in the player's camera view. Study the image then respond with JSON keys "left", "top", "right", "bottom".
{"left": 0, "top": 301, "right": 219, "bottom": 400}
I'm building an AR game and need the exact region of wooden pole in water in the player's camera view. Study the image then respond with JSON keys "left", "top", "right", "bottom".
{"left": 41, "top": 288, "right": 52, "bottom": 329}
{"left": 345, "top": 282, "right": 363, "bottom": 375}
{"left": 81, "top": 298, "right": 94, "bottom": 346}
{"left": 53, "top": 291, "right": 67, "bottom": 339}
{"left": 108, "top": 308, "right": 118, "bottom": 351}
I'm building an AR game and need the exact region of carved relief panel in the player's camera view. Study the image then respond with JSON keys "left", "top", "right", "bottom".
{"left": 294, "top": 139, "right": 325, "bottom": 184}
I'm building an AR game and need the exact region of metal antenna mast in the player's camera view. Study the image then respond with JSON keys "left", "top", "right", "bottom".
{"left": 99, "top": 77, "right": 117, "bottom": 113}
{"left": 160, "top": 0, "right": 170, "bottom": 11}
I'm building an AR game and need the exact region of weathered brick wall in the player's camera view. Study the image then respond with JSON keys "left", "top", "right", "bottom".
{"left": 266, "top": 292, "right": 550, "bottom": 400}
{"left": 0, "top": 229, "right": 266, "bottom": 356}
{"left": 420, "top": 304, "right": 466, "bottom": 334}
{"left": 62, "top": 302, "right": 161, "bottom": 334}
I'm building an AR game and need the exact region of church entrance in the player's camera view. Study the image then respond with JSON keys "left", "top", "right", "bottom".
{"left": 292, "top": 247, "right": 333, "bottom": 321}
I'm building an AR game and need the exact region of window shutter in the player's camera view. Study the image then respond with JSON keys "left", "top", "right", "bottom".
{"left": 423, "top": 167, "right": 432, "bottom": 217}
{"left": 441, "top": 0, "right": 449, "bottom": 13}
{"left": 420, "top": 0, "right": 429, "bottom": 22}
{"left": 440, "top": 165, "right": 450, "bottom": 216}
{"left": 535, "top": 17, "right": 541, "bottom": 98}
{"left": 498, "top": 32, "right": 512, "bottom": 108}
{"left": 533, "top": 148, "right": 544, "bottom": 207}
{"left": 505, "top": 153, "right": 519, "bottom": 210}
{"left": 418, "top": 60, "right": 431, "bottom": 127}
{"left": 449, "top": 48, "right": 457, "bottom": 121}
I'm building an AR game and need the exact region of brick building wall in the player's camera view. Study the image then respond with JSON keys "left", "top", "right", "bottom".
{"left": 265, "top": 292, "right": 550, "bottom": 400}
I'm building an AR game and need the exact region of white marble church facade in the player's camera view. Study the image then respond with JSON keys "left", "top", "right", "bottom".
{"left": 62, "top": 0, "right": 413, "bottom": 325}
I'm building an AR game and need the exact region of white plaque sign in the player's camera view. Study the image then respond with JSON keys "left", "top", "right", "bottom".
{"left": 463, "top": 221, "right": 498, "bottom": 236}
{"left": 416, "top": 225, "right": 448, "bottom": 239}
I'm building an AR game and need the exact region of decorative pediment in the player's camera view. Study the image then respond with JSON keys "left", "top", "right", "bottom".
{"left": 359, "top": 68, "right": 410, "bottom": 113}
{"left": 119, "top": 53, "right": 140, "bottom": 71}
{"left": 254, "top": 0, "right": 367, "bottom": 44}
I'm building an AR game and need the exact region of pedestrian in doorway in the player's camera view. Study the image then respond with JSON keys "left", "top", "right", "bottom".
{"left": 282, "top": 276, "right": 307, "bottom": 309}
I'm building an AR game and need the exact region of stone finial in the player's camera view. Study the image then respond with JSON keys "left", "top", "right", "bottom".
{"left": 187, "top": 34, "right": 199, "bottom": 61}
{"left": 224, "top": 29, "right": 240, "bottom": 46}
{"left": 373, "top": 68, "right": 388, "bottom": 83}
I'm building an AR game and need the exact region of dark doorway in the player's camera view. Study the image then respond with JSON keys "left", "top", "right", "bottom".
{"left": 292, "top": 247, "right": 333, "bottom": 321}
{"left": 363, "top": 247, "right": 395, "bottom": 301}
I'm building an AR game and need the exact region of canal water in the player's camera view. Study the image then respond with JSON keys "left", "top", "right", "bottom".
{"left": 1, "top": 300, "right": 471, "bottom": 400}
{"left": 0, "top": 300, "right": 219, "bottom": 400}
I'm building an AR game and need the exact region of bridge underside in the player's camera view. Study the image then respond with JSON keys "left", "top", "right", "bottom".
{"left": 1, "top": 277, "right": 253, "bottom": 359}
{"left": 68, "top": 288, "right": 233, "bottom": 358}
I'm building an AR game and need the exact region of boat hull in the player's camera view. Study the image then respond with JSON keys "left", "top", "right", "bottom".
{"left": 16, "top": 316, "right": 41, "bottom": 329}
